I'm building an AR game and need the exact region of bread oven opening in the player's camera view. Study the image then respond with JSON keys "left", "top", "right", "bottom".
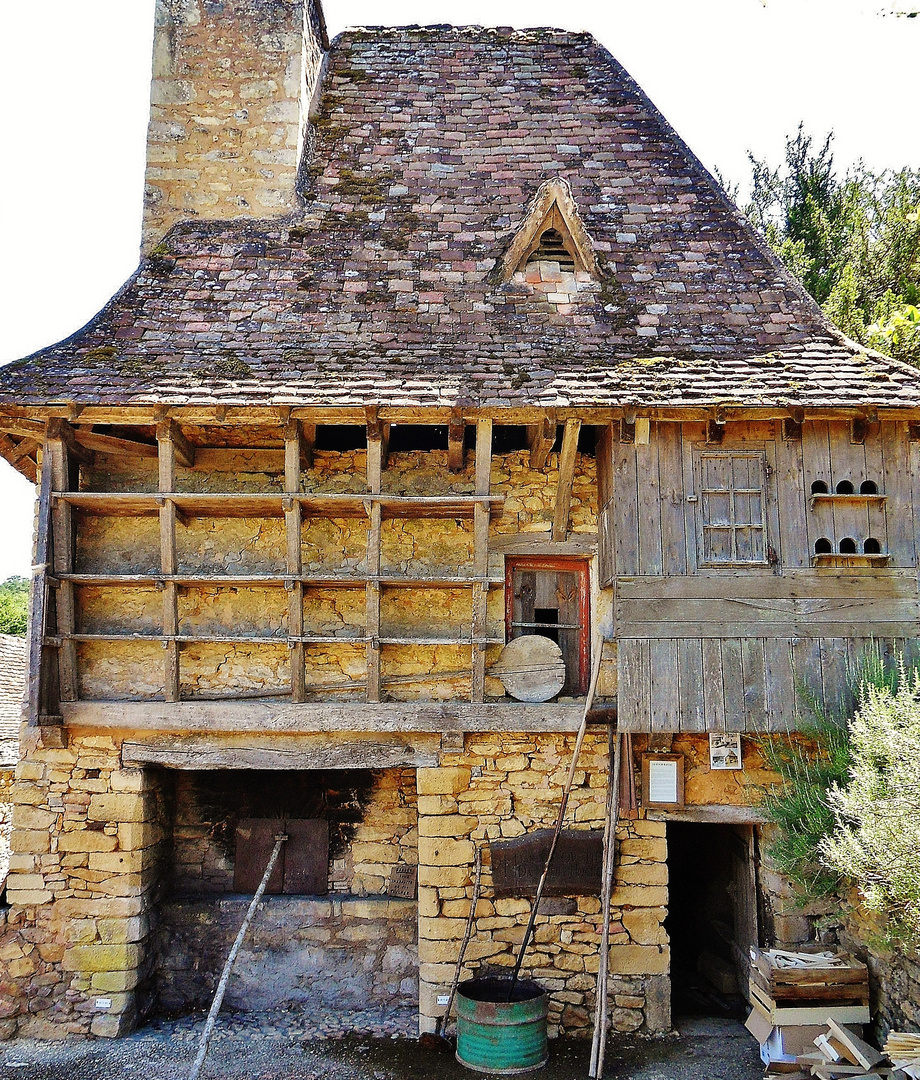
{"left": 145, "top": 768, "right": 418, "bottom": 1025}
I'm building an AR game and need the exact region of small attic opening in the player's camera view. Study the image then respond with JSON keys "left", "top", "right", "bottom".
{"left": 527, "top": 227, "right": 576, "bottom": 271}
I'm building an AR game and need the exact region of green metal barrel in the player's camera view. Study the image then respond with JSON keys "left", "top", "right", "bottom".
{"left": 455, "top": 977, "right": 548, "bottom": 1075}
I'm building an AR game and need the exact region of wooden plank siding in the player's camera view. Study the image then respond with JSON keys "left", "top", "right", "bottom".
{"left": 598, "top": 419, "right": 920, "bottom": 733}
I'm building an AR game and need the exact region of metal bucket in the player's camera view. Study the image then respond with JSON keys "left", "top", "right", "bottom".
{"left": 455, "top": 977, "right": 548, "bottom": 1075}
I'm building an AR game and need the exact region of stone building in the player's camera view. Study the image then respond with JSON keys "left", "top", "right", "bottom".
{"left": 0, "top": 0, "right": 918, "bottom": 1043}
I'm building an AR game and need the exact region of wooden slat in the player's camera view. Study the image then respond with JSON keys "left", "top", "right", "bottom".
{"left": 636, "top": 425, "right": 663, "bottom": 574}
{"left": 658, "top": 422, "right": 687, "bottom": 575}
{"left": 613, "top": 435, "right": 639, "bottom": 577}
{"left": 649, "top": 638, "right": 679, "bottom": 731}
{"left": 740, "top": 637, "right": 767, "bottom": 727}
{"left": 677, "top": 638, "right": 705, "bottom": 733}
{"left": 701, "top": 638, "right": 725, "bottom": 732}
{"left": 616, "top": 572, "right": 918, "bottom": 600}
{"left": 27, "top": 447, "right": 53, "bottom": 723}
{"left": 551, "top": 418, "right": 581, "bottom": 542}
{"left": 763, "top": 638, "right": 796, "bottom": 732}
{"left": 617, "top": 639, "right": 650, "bottom": 732}
{"left": 773, "top": 419, "right": 808, "bottom": 568}
{"left": 365, "top": 425, "right": 383, "bottom": 703}
{"left": 885, "top": 419, "right": 915, "bottom": 566}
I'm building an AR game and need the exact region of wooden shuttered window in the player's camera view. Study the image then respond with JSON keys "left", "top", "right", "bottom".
{"left": 697, "top": 451, "right": 769, "bottom": 566}
{"left": 506, "top": 557, "right": 590, "bottom": 694}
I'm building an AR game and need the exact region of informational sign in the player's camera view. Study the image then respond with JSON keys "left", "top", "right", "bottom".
{"left": 709, "top": 732, "right": 743, "bottom": 770}
{"left": 641, "top": 753, "right": 685, "bottom": 807}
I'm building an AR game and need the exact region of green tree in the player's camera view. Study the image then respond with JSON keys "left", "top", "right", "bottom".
{"left": 743, "top": 126, "right": 920, "bottom": 364}
{"left": 0, "top": 575, "right": 30, "bottom": 636}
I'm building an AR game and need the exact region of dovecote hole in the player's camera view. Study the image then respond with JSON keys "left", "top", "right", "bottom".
{"left": 811, "top": 480, "right": 829, "bottom": 494}
{"left": 814, "top": 538, "right": 833, "bottom": 555}
{"left": 864, "top": 537, "right": 882, "bottom": 554}
{"left": 839, "top": 537, "right": 857, "bottom": 554}
{"left": 860, "top": 480, "right": 878, "bottom": 495}
{"left": 835, "top": 479, "right": 855, "bottom": 494}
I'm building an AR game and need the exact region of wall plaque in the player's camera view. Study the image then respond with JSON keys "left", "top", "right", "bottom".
{"left": 388, "top": 864, "right": 418, "bottom": 899}
{"left": 490, "top": 829, "right": 603, "bottom": 897}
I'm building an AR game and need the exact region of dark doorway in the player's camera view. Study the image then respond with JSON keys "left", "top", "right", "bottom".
{"left": 665, "top": 822, "right": 757, "bottom": 1018}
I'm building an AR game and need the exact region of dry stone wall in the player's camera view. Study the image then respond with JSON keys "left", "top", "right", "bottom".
{"left": 416, "top": 733, "right": 670, "bottom": 1039}
{"left": 0, "top": 731, "right": 168, "bottom": 1038}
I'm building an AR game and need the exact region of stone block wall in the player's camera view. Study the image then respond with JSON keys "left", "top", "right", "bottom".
{"left": 416, "top": 733, "right": 670, "bottom": 1039}
{"left": 153, "top": 895, "right": 417, "bottom": 1016}
{"left": 0, "top": 730, "right": 168, "bottom": 1038}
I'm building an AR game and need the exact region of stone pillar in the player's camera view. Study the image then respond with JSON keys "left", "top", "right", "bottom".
{"left": 0, "top": 733, "right": 166, "bottom": 1038}
{"left": 142, "top": 0, "right": 327, "bottom": 251}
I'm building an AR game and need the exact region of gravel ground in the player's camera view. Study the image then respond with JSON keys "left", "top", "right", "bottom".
{"left": 0, "top": 1012, "right": 764, "bottom": 1080}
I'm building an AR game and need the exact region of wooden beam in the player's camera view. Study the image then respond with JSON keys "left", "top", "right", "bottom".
{"left": 156, "top": 419, "right": 195, "bottom": 468}
{"left": 0, "top": 432, "right": 39, "bottom": 482}
{"left": 472, "top": 418, "right": 493, "bottom": 703}
{"left": 528, "top": 416, "right": 556, "bottom": 469}
{"left": 365, "top": 414, "right": 384, "bottom": 704}
{"left": 27, "top": 451, "right": 53, "bottom": 723}
{"left": 157, "top": 430, "right": 180, "bottom": 702}
{"left": 448, "top": 408, "right": 465, "bottom": 473}
{"left": 121, "top": 735, "right": 440, "bottom": 771}
{"left": 552, "top": 418, "right": 581, "bottom": 542}
{"left": 366, "top": 406, "right": 389, "bottom": 475}
{"left": 284, "top": 421, "right": 305, "bottom": 703}
{"left": 0, "top": 418, "right": 45, "bottom": 440}
{"left": 7, "top": 437, "right": 40, "bottom": 466}
{"left": 64, "top": 699, "right": 588, "bottom": 733}
{"left": 47, "top": 426, "right": 77, "bottom": 704}
{"left": 73, "top": 428, "right": 158, "bottom": 460}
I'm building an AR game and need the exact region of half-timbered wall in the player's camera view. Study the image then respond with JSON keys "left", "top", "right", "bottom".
{"left": 599, "top": 418, "right": 920, "bottom": 732}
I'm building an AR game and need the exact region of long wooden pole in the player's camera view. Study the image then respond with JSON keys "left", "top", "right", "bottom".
{"left": 507, "top": 636, "right": 605, "bottom": 998}
{"left": 589, "top": 730, "right": 623, "bottom": 1079}
{"left": 188, "top": 832, "right": 288, "bottom": 1080}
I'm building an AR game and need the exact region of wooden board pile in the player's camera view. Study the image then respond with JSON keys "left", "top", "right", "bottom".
{"left": 884, "top": 1033, "right": 920, "bottom": 1078}
{"left": 763, "top": 1020, "right": 920, "bottom": 1080}
{"left": 750, "top": 949, "right": 870, "bottom": 1028}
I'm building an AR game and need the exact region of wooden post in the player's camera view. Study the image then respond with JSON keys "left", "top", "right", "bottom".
{"left": 47, "top": 420, "right": 78, "bottom": 703}
{"left": 471, "top": 419, "right": 492, "bottom": 702}
{"left": 285, "top": 421, "right": 305, "bottom": 702}
{"left": 448, "top": 408, "right": 465, "bottom": 473}
{"left": 157, "top": 427, "right": 180, "bottom": 702}
{"left": 27, "top": 445, "right": 54, "bottom": 723}
{"left": 552, "top": 418, "right": 581, "bottom": 542}
{"left": 366, "top": 411, "right": 384, "bottom": 703}
{"left": 589, "top": 729, "right": 624, "bottom": 1079}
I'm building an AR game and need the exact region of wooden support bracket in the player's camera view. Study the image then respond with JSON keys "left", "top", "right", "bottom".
{"left": 528, "top": 415, "right": 556, "bottom": 469}
{"left": 156, "top": 419, "right": 196, "bottom": 468}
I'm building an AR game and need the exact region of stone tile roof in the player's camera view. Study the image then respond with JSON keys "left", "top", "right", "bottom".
{"left": 0, "top": 635, "right": 25, "bottom": 768}
{"left": 1, "top": 26, "right": 918, "bottom": 410}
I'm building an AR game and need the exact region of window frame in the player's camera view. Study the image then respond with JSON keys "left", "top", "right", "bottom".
{"left": 504, "top": 555, "right": 591, "bottom": 695}
{"left": 693, "top": 449, "right": 771, "bottom": 568}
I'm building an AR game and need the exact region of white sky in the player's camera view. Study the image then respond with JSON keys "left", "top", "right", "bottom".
{"left": 0, "top": 0, "right": 916, "bottom": 580}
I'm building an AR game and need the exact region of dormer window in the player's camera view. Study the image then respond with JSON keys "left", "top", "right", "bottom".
{"left": 498, "top": 177, "right": 599, "bottom": 283}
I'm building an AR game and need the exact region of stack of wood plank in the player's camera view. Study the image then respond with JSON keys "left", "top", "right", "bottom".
{"left": 884, "top": 1033, "right": 920, "bottom": 1078}
{"left": 749, "top": 948, "right": 870, "bottom": 1028}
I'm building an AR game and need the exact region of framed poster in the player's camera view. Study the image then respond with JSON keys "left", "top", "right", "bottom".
{"left": 641, "top": 753, "right": 684, "bottom": 808}
{"left": 709, "top": 732, "right": 742, "bottom": 770}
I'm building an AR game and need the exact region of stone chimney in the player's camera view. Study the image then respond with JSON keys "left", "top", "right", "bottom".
{"left": 142, "top": 0, "right": 327, "bottom": 251}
